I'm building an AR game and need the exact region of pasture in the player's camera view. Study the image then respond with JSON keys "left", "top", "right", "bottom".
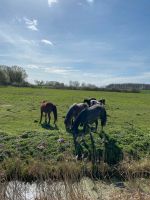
{"left": 0, "top": 86, "right": 150, "bottom": 179}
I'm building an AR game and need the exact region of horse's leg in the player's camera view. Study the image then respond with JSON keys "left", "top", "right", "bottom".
{"left": 48, "top": 112, "right": 51, "bottom": 124}
{"left": 45, "top": 113, "right": 47, "bottom": 123}
{"left": 95, "top": 120, "right": 98, "bottom": 131}
{"left": 82, "top": 123, "right": 87, "bottom": 138}
{"left": 39, "top": 111, "right": 43, "bottom": 124}
{"left": 71, "top": 118, "right": 74, "bottom": 128}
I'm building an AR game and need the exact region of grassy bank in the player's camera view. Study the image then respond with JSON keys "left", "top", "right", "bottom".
{"left": 0, "top": 87, "right": 150, "bottom": 180}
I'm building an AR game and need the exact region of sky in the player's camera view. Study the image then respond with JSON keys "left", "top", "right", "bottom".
{"left": 0, "top": 0, "right": 150, "bottom": 86}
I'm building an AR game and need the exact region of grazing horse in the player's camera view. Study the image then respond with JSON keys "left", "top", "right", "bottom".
{"left": 99, "top": 98, "right": 106, "bottom": 105}
{"left": 64, "top": 103, "right": 88, "bottom": 131}
{"left": 90, "top": 99, "right": 100, "bottom": 106}
{"left": 72, "top": 104, "right": 107, "bottom": 137}
{"left": 39, "top": 101, "right": 57, "bottom": 124}
{"left": 90, "top": 99, "right": 106, "bottom": 106}
{"left": 84, "top": 98, "right": 106, "bottom": 107}
{"left": 83, "top": 98, "right": 96, "bottom": 107}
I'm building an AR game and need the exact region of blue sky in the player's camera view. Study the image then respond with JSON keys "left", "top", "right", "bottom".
{"left": 0, "top": 0, "right": 150, "bottom": 86}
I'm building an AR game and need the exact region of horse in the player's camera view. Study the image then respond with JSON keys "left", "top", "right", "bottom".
{"left": 72, "top": 104, "right": 107, "bottom": 137}
{"left": 39, "top": 101, "right": 57, "bottom": 125}
{"left": 64, "top": 103, "right": 88, "bottom": 131}
{"left": 99, "top": 98, "right": 106, "bottom": 105}
{"left": 90, "top": 99, "right": 100, "bottom": 106}
{"left": 84, "top": 98, "right": 106, "bottom": 107}
{"left": 90, "top": 99, "right": 106, "bottom": 106}
{"left": 83, "top": 98, "right": 96, "bottom": 107}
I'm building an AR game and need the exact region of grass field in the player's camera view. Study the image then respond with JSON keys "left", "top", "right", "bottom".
{"left": 0, "top": 86, "right": 150, "bottom": 180}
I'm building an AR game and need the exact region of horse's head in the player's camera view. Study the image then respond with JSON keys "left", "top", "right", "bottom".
{"left": 64, "top": 117, "right": 72, "bottom": 131}
{"left": 83, "top": 99, "right": 91, "bottom": 107}
{"left": 41, "top": 100, "right": 47, "bottom": 104}
{"left": 99, "top": 98, "right": 106, "bottom": 105}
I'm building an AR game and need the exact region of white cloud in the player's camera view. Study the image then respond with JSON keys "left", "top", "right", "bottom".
{"left": 44, "top": 66, "right": 80, "bottom": 75}
{"left": 14, "top": 17, "right": 22, "bottom": 23}
{"left": 48, "top": 0, "right": 58, "bottom": 7}
{"left": 23, "top": 17, "right": 38, "bottom": 31}
{"left": 82, "top": 72, "right": 150, "bottom": 86}
{"left": 27, "top": 64, "right": 39, "bottom": 69}
{"left": 41, "top": 39, "right": 53, "bottom": 46}
{"left": 0, "top": 27, "right": 37, "bottom": 47}
{"left": 86, "top": 0, "right": 94, "bottom": 4}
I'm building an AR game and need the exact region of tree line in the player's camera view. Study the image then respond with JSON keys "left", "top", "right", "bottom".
{"left": 0, "top": 65, "right": 99, "bottom": 90}
{"left": 0, "top": 65, "right": 28, "bottom": 86}
{"left": 0, "top": 65, "right": 150, "bottom": 92}
{"left": 34, "top": 80, "right": 100, "bottom": 90}
{"left": 106, "top": 83, "right": 150, "bottom": 90}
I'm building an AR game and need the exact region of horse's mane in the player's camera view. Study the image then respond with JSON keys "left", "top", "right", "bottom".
{"left": 65, "top": 103, "right": 77, "bottom": 123}
{"left": 72, "top": 109, "right": 87, "bottom": 134}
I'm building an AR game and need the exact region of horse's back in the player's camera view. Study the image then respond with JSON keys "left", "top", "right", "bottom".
{"left": 74, "top": 104, "right": 101, "bottom": 124}
{"left": 69, "top": 102, "right": 88, "bottom": 113}
{"left": 85, "top": 104, "right": 104, "bottom": 121}
{"left": 72, "top": 104, "right": 107, "bottom": 134}
{"left": 41, "top": 102, "right": 54, "bottom": 112}
{"left": 90, "top": 104, "right": 107, "bottom": 126}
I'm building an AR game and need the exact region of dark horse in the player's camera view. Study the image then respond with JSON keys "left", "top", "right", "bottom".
{"left": 84, "top": 98, "right": 106, "bottom": 107}
{"left": 64, "top": 103, "right": 88, "bottom": 131}
{"left": 72, "top": 104, "right": 107, "bottom": 137}
{"left": 39, "top": 101, "right": 57, "bottom": 124}
{"left": 83, "top": 97, "right": 96, "bottom": 107}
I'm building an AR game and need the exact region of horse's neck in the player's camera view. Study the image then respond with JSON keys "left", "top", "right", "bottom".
{"left": 41, "top": 104, "right": 46, "bottom": 112}
{"left": 66, "top": 105, "right": 75, "bottom": 120}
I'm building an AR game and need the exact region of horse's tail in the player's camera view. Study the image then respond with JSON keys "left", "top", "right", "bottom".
{"left": 101, "top": 107, "right": 107, "bottom": 127}
{"left": 53, "top": 105, "right": 57, "bottom": 124}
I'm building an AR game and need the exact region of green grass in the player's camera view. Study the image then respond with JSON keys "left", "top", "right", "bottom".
{"left": 0, "top": 86, "right": 150, "bottom": 165}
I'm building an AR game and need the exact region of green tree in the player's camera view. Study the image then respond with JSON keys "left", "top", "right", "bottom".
{"left": 7, "top": 65, "right": 27, "bottom": 84}
{"left": 0, "top": 65, "right": 10, "bottom": 85}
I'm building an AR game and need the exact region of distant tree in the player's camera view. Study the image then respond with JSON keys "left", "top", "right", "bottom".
{"left": 81, "top": 82, "right": 86, "bottom": 88}
{"left": 69, "top": 81, "right": 80, "bottom": 88}
{"left": 105, "top": 83, "right": 150, "bottom": 91}
{"left": 86, "top": 83, "right": 97, "bottom": 89}
{"left": 7, "top": 65, "right": 27, "bottom": 84}
{"left": 0, "top": 65, "right": 10, "bottom": 85}
{"left": 0, "top": 65, "right": 28, "bottom": 85}
{"left": 34, "top": 80, "right": 45, "bottom": 86}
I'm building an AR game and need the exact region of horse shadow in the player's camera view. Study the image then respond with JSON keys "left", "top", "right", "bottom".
{"left": 74, "top": 130, "right": 123, "bottom": 165}
{"left": 98, "top": 131, "right": 123, "bottom": 165}
{"left": 41, "top": 122, "right": 59, "bottom": 130}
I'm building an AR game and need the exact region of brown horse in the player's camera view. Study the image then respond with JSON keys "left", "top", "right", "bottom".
{"left": 39, "top": 101, "right": 57, "bottom": 124}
